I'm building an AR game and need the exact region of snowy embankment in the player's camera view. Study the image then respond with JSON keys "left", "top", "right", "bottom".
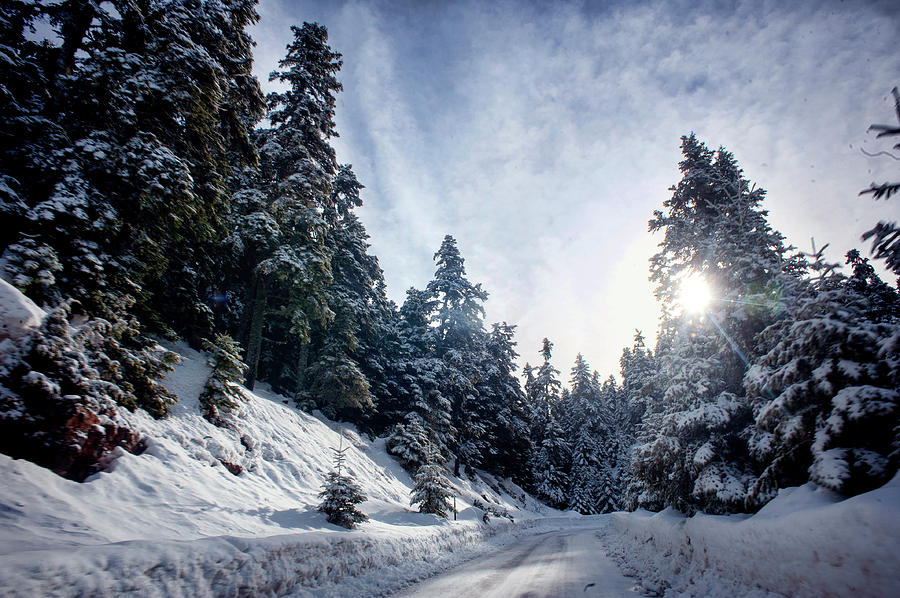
{"left": 605, "top": 478, "right": 900, "bottom": 598}
{"left": 0, "top": 343, "right": 552, "bottom": 597}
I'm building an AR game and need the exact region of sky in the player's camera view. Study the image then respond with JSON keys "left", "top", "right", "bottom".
{"left": 250, "top": 0, "right": 900, "bottom": 380}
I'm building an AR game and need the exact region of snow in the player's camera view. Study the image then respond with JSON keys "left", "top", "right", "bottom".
{"left": 0, "top": 342, "right": 547, "bottom": 596}
{"left": 1, "top": 340, "right": 898, "bottom": 596}
{"left": 0, "top": 279, "right": 45, "bottom": 342}
{"left": 392, "top": 522, "right": 639, "bottom": 598}
{"left": 604, "top": 476, "right": 900, "bottom": 597}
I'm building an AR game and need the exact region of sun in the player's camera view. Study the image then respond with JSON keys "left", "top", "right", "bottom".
{"left": 679, "top": 273, "right": 712, "bottom": 314}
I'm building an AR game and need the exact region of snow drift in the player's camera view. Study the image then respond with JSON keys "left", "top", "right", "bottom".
{"left": 605, "top": 477, "right": 900, "bottom": 597}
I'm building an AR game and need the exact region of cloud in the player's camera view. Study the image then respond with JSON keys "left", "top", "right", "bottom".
{"left": 253, "top": 0, "right": 900, "bottom": 378}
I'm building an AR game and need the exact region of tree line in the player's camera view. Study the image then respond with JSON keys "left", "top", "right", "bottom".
{"left": 0, "top": 1, "right": 896, "bottom": 517}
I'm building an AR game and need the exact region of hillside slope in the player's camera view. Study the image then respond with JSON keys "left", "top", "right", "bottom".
{"left": 0, "top": 343, "right": 553, "bottom": 597}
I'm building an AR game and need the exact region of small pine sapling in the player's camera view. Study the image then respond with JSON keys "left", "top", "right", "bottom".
{"left": 318, "top": 437, "right": 368, "bottom": 529}
{"left": 410, "top": 449, "right": 455, "bottom": 517}
{"left": 199, "top": 333, "right": 247, "bottom": 424}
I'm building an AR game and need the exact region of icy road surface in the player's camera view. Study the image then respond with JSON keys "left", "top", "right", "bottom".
{"left": 392, "top": 524, "right": 638, "bottom": 598}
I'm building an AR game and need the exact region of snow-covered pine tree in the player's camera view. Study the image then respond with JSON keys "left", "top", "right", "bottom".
{"left": 2, "top": 0, "right": 263, "bottom": 420}
{"left": 564, "top": 354, "right": 601, "bottom": 513}
{"left": 383, "top": 288, "right": 453, "bottom": 464}
{"left": 597, "top": 374, "right": 629, "bottom": 512}
{"left": 745, "top": 247, "right": 900, "bottom": 506}
{"left": 303, "top": 165, "right": 388, "bottom": 415}
{"left": 476, "top": 322, "right": 532, "bottom": 483}
{"left": 318, "top": 439, "right": 368, "bottom": 529}
{"left": 426, "top": 235, "right": 489, "bottom": 475}
{"left": 0, "top": 297, "right": 149, "bottom": 481}
{"left": 532, "top": 413, "right": 570, "bottom": 509}
{"left": 635, "top": 134, "right": 803, "bottom": 513}
{"left": 235, "top": 22, "right": 342, "bottom": 391}
{"left": 199, "top": 333, "right": 247, "bottom": 425}
{"left": 528, "top": 338, "right": 563, "bottom": 444}
{"left": 619, "top": 330, "right": 658, "bottom": 429}
{"left": 568, "top": 425, "right": 602, "bottom": 514}
{"left": 4, "top": 0, "right": 264, "bottom": 333}
{"left": 526, "top": 338, "right": 569, "bottom": 506}
{"left": 355, "top": 304, "right": 408, "bottom": 434}
{"left": 631, "top": 328, "right": 749, "bottom": 514}
{"left": 411, "top": 449, "right": 455, "bottom": 517}
{"left": 387, "top": 412, "right": 431, "bottom": 472}
{"left": 561, "top": 354, "right": 597, "bottom": 432}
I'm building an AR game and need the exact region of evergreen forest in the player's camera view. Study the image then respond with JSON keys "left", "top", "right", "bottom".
{"left": 1, "top": 0, "right": 898, "bottom": 520}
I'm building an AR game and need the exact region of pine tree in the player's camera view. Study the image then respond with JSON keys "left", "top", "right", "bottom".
{"left": 531, "top": 413, "right": 570, "bottom": 509}
{"left": 526, "top": 338, "right": 569, "bottom": 505}
{"left": 304, "top": 165, "right": 386, "bottom": 415}
{"left": 387, "top": 412, "right": 431, "bottom": 471}
{"left": 859, "top": 86, "right": 900, "bottom": 275}
{"left": 562, "top": 353, "right": 596, "bottom": 432}
{"left": 476, "top": 322, "right": 531, "bottom": 483}
{"left": 619, "top": 330, "right": 658, "bottom": 428}
{"left": 411, "top": 450, "right": 455, "bottom": 517}
{"left": 383, "top": 288, "right": 453, "bottom": 463}
{"left": 597, "top": 374, "right": 629, "bottom": 512}
{"left": 745, "top": 247, "right": 900, "bottom": 505}
{"left": 0, "top": 297, "right": 149, "bottom": 481}
{"left": 528, "top": 338, "right": 563, "bottom": 444}
{"left": 426, "top": 235, "right": 489, "bottom": 475}
{"left": 318, "top": 439, "right": 368, "bottom": 529}
{"left": 4, "top": 0, "right": 264, "bottom": 329}
{"left": 568, "top": 426, "right": 602, "bottom": 514}
{"left": 199, "top": 333, "right": 247, "bottom": 425}
{"left": 634, "top": 134, "right": 803, "bottom": 514}
{"left": 237, "top": 22, "right": 342, "bottom": 391}
{"left": 1, "top": 0, "right": 264, "bottom": 421}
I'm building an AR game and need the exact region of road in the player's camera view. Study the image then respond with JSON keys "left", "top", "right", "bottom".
{"left": 390, "top": 525, "right": 639, "bottom": 598}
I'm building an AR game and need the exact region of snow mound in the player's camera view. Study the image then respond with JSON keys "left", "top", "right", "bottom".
{"left": 0, "top": 342, "right": 544, "bottom": 596}
{"left": 0, "top": 279, "right": 44, "bottom": 343}
{"left": 605, "top": 477, "right": 900, "bottom": 597}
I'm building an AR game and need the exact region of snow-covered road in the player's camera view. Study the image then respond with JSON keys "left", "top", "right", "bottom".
{"left": 391, "top": 525, "right": 638, "bottom": 598}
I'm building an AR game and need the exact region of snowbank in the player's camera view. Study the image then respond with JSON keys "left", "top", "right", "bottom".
{"left": 0, "top": 342, "right": 547, "bottom": 596}
{"left": 605, "top": 478, "right": 900, "bottom": 597}
{"left": 0, "top": 512, "right": 565, "bottom": 598}
{"left": 0, "top": 279, "right": 44, "bottom": 342}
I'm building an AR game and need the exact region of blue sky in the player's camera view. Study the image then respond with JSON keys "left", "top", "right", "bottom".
{"left": 251, "top": 0, "right": 900, "bottom": 379}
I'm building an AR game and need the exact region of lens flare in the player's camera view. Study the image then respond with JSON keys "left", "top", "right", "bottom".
{"left": 679, "top": 273, "right": 711, "bottom": 314}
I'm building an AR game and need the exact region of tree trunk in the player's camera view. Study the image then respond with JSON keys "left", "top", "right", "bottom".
{"left": 244, "top": 274, "right": 267, "bottom": 390}
{"left": 295, "top": 342, "right": 309, "bottom": 397}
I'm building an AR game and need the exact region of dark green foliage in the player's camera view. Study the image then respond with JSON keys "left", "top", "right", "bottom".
{"left": 859, "top": 86, "right": 900, "bottom": 275}
{"left": 0, "top": 0, "right": 263, "bottom": 435}
{"left": 386, "top": 413, "right": 431, "bottom": 471}
{"left": 423, "top": 236, "right": 491, "bottom": 475}
{"left": 0, "top": 300, "right": 149, "bottom": 481}
{"left": 385, "top": 288, "right": 454, "bottom": 466}
{"left": 231, "top": 22, "right": 342, "bottom": 393}
{"left": 199, "top": 333, "right": 247, "bottom": 424}
{"left": 476, "top": 323, "right": 532, "bottom": 483}
{"left": 745, "top": 249, "right": 900, "bottom": 505}
{"left": 303, "top": 165, "right": 386, "bottom": 415}
{"left": 411, "top": 453, "right": 455, "bottom": 517}
{"left": 632, "top": 134, "right": 805, "bottom": 514}
{"left": 318, "top": 442, "right": 368, "bottom": 529}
